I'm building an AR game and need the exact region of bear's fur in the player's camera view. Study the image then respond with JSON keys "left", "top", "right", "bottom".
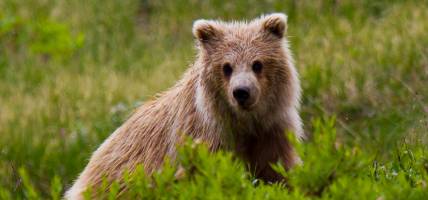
{"left": 66, "top": 13, "right": 303, "bottom": 199}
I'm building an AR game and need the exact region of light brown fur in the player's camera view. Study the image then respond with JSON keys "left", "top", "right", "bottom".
{"left": 66, "top": 13, "right": 303, "bottom": 199}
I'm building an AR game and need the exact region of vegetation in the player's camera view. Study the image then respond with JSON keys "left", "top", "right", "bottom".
{"left": 0, "top": 0, "right": 427, "bottom": 199}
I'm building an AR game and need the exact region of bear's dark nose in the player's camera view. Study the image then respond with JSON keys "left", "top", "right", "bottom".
{"left": 233, "top": 87, "right": 250, "bottom": 105}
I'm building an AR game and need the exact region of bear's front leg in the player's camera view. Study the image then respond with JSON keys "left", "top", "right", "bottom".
{"left": 237, "top": 131, "right": 298, "bottom": 183}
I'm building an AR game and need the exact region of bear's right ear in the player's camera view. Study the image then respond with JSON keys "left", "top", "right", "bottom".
{"left": 260, "top": 13, "right": 287, "bottom": 39}
{"left": 192, "top": 20, "right": 223, "bottom": 44}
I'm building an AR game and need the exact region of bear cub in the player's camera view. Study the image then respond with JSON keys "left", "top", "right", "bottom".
{"left": 66, "top": 13, "right": 303, "bottom": 199}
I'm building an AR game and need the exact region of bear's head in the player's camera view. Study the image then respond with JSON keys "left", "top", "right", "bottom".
{"left": 193, "top": 13, "right": 295, "bottom": 117}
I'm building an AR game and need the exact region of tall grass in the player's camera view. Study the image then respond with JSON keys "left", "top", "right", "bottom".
{"left": 0, "top": 0, "right": 427, "bottom": 198}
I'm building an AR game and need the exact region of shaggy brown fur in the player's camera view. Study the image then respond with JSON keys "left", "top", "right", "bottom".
{"left": 66, "top": 13, "right": 303, "bottom": 199}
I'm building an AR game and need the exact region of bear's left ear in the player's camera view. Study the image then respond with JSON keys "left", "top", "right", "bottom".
{"left": 192, "top": 19, "right": 223, "bottom": 44}
{"left": 260, "top": 13, "right": 287, "bottom": 38}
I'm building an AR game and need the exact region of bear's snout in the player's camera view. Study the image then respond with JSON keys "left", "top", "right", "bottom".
{"left": 233, "top": 87, "right": 250, "bottom": 105}
{"left": 229, "top": 72, "right": 260, "bottom": 110}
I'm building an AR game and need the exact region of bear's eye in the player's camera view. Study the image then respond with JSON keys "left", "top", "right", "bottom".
{"left": 223, "top": 63, "right": 233, "bottom": 77}
{"left": 252, "top": 60, "right": 263, "bottom": 74}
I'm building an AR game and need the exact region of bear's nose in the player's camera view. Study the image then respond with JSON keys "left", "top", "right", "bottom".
{"left": 233, "top": 87, "right": 250, "bottom": 105}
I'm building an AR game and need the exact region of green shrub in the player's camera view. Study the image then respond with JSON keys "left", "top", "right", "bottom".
{"left": 0, "top": 14, "right": 84, "bottom": 62}
{"left": 71, "top": 118, "right": 425, "bottom": 199}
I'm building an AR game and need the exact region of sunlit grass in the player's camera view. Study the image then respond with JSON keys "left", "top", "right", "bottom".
{"left": 0, "top": 0, "right": 427, "bottom": 198}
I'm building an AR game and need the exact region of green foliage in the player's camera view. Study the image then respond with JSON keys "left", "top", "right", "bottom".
{"left": 49, "top": 176, "right": 63, "bottom": 200}
{"left": 0, "top": 14, "right": 84, "bottom": 62}
{"left": 0, "top": 0, "right": 427, "bottom": 199}
{"left": 28, "top": 19, "right": 84, "bottom": 60}
{"left": 82, "top": 118, "right": 427, "bottom": 199}
{"left": 277, "top": 117, "right": 372, "bottom": 196}
{"left": 18, "top": 168, "right": 40, "bottom": 199}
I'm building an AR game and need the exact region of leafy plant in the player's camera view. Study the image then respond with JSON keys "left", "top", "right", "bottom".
{"left": 74, "top": 118, "right": 427, "bottom": 199}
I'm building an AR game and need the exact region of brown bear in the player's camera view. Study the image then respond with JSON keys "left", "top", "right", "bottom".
{"left": 66, "top": 13, "right": 303, "bottom": 199}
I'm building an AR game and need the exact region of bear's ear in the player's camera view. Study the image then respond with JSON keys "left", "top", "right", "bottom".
{"left": 260, "top": 13, "right": 287, "bottom": 38}
{"left": 192, "top": 19, "right": 223, "bottom": 44}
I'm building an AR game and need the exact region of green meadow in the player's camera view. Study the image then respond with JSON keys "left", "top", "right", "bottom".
{"left": 1, "top": 0, "right": 427, "bottom": 199}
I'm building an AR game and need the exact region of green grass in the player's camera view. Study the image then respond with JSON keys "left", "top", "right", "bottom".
{"left": 0, "top": 0, "right": 427, "bottom": 199}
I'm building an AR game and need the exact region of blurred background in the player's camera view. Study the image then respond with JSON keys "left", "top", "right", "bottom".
{"left": 0, "top": 0, "right": 427, "bottom": 198}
